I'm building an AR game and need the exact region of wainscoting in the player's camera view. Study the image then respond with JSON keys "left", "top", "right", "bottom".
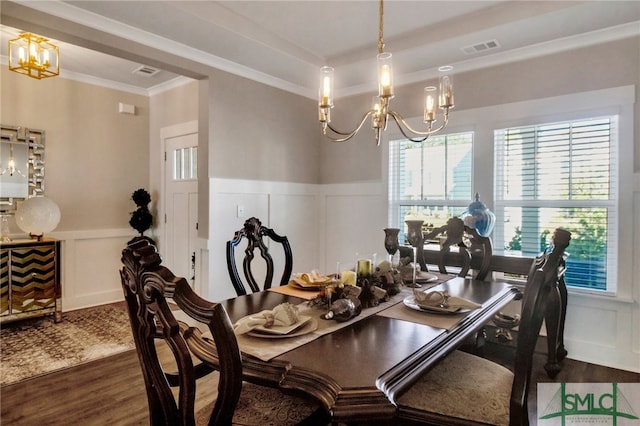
{"left": 49, "top": 228, "right": 134, "bottom": 311}
{"left": 207, "top": 178, "right": 387, "bottom": 302}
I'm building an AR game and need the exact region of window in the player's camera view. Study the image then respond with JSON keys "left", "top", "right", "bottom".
{"left": 494, "top": 117, "right": 617, "bottom": 291}
{"left": 388, "top": 132, "right": 473, "bottom": 242}
{"left": 172, "top": 146, "right": 198, "bottom": 181}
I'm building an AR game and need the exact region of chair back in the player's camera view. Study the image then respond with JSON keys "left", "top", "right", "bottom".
{"left": 509, "top": 228, "right": 571, "bottom": 425}
{"left": 226, "top": 217, "right": 293, "bottom": 296}
{"left": 120, "top": 239, "right": 243, "bottom": 426}
{"left": 420, "top": 217, "right": 493, "bottom": 280}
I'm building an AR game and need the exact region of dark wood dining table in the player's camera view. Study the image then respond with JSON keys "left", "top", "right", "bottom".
{"left": 209, "top": 276, "right": 519, "bottom": 424}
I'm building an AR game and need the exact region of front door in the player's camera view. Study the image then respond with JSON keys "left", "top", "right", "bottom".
{"left": 163, "top": 123, "right": 199, "bottom": 289}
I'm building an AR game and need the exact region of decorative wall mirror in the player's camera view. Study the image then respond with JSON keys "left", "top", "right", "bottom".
{"left": 0, "top": 125, "right": 45, "bottom": 212}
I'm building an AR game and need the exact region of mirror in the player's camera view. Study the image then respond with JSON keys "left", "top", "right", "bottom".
{"left": 0, "top": 125, "right": 45, "bottom": 211}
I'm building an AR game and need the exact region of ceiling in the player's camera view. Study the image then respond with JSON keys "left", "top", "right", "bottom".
{"left": 1, "top": 1, "right": 639, "bottom": 98}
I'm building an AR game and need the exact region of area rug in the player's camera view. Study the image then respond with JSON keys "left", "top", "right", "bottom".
{"left": 0, "top": 303, "right": 134, "bottom": 385}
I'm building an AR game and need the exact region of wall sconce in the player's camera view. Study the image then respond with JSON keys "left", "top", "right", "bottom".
{"left": 8, "top": 32, "right": 59, "bottom": 80}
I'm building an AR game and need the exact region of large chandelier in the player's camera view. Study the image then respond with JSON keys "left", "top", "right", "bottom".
{"left": 8, "top": 33, "right": 59, "bottom": 80}
{"left": 318, "top": 0, "right": 454, "bottom": 145}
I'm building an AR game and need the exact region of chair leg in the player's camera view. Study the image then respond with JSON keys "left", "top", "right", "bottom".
{"left": 474, "top": 327, "right": 487, "bottom": 356}
{"left": 556, "top": 277, "right": 569, "bottom": 362}
{"left": 544, "top": 285, "right": 565, "bottom": 378}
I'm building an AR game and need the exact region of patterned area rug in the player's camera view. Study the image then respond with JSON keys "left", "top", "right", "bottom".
{"left": 0, "top": 303, "right": 134, "bottom": 385}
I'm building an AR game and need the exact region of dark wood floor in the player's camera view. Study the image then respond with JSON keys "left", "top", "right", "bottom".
{"left": 1, "top": 340, "right": 638, "bottom": 425}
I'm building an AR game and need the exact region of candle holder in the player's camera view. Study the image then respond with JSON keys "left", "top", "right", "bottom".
{"left": 405, "top": 220, "right": 426, "bottom": 288}
{"left": 383, "top": 228, "right": 400, "bottom": 265}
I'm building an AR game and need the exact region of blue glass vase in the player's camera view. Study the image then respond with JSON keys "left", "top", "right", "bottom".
{"left": 461, "top": 193, "right": 495, "bottom": 237}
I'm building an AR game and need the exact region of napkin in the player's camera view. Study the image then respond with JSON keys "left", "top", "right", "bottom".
{"left": 413, "top": 289, "right": 481, "bottom": 312}
{"left": 291, "top": 270, "right": 332, "bottom": 287}
{"left": 233, "top": 302, "right": 301, "bottom": 335}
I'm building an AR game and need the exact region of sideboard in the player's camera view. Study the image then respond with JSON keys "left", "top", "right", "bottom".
{"left": 0, "top": 238, "right": 62, "bottom": 323}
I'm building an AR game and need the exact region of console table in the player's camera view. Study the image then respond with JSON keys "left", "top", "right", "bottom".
{"left": 0, "top": 238, "right": 62, "bottom": 323}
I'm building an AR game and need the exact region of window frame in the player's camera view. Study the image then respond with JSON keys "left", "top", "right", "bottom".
{"left": 387, "top": 131, "right": 475, "bottom": 237}
{"left": 494, "top": 116, "right": 618, "bottom": 293}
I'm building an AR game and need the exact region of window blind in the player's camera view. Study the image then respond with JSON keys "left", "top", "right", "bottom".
{"left": 495, "top": 117, "right": 617, "bottom": 291}
{"left": 389, "top": 133, "right": 473, "bottom": 243}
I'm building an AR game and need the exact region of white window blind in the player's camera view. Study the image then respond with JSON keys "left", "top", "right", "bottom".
{"left": 389, "top": 133, "right": 473, "bottom": 242}
{"left": 494, "top": 117, "right": 617, "bottom": 291}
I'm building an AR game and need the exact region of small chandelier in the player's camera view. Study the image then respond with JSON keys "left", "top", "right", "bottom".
{"left": 8, "top": 32, "right": 59, "bottom": 80}
{"left": 318, "top": 0, "right": 454, "bottom": 145}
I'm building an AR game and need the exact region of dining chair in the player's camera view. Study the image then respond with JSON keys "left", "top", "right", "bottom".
{"left": 420, "top": 217, "right": 493, "bottom": 281}
{"left": 226, "top": 216, "right": 293, "bottom": 296}
{"left": 120, "top": 238, "right": 326, "bottom": 425}
{"left": 472, "top": 249, "right": 567, "bottom": 379}
{"left": 395, "top": 228, "right": 571, "bottom": 426}
{"left": 408, "top": 217, "right": 494, "bottom": 354}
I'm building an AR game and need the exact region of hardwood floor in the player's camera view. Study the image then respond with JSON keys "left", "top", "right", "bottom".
{"left": 1, "top": 342, "right": 638, "bottom": 425}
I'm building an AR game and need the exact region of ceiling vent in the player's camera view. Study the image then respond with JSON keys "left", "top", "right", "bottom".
{"left": 133, "top": 65, "right": 160, "bottom": 77}
{"left": 461, "top": 39, "right": 501, "bottom": 55}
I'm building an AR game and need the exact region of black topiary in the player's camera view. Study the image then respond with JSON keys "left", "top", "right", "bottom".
{"left": 129, "top": 188, "right": 153, "bottom": 236}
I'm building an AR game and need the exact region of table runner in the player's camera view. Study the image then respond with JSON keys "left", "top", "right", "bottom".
{"left": 235, "top": 292, "right": 402, "bottom": 361}
{"left": 236, "top": 274, "right": 452, "bottom": 362}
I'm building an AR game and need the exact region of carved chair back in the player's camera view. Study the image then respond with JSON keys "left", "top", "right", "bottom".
{"left": 226, "top": 217, "right": 293, "bottom": 296}
{"left": 120, "top": 238, "right": 243, "bottom": 426}
{"left": 420, "top": 217, "right": 494, "bottom": 280}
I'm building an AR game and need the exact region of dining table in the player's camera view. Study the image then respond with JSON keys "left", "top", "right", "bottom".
{"left": 196, "top": 274, "right": 519, "bottom": 424}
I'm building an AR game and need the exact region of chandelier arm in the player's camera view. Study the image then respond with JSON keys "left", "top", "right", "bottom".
{"left": 323, "top": 110, "right": 375, "bottom": 142}
{"left": 388, "top": 110, "right": 449, "bottom": 136}
{"left": 393, "top": 123, "right": 429, "bottom": 143}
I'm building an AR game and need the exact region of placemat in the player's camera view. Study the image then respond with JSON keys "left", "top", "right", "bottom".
{"left": 376, "top": 300, "right": 472, "bottom": 330}
{"left": 267, "top": 284, "right": 320, "bottom": 300}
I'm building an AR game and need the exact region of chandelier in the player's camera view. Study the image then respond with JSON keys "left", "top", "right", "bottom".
{"left": 318, "top": 0, "right": 454, "bottom": 145}
{"left": 8, "top": 32, "right": 59, "bottom": 80}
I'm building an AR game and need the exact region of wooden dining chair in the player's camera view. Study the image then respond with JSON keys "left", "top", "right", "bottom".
{"left": 226, "top": 217, "right": 293, "bottom": 296}
{"left": 470, "top": 248, "right": 568, "bottom": 379}
{"left": 395, "top": 228, "right": 571, "bottom": 426}
{"left": 120, "top": 238, "right": 326, "bottom": 425}
{"left": 407, "top": 217, "right": 494, "bottom": 353}
{"left": 420, "top": 217, "right": 493, "bottom": 281}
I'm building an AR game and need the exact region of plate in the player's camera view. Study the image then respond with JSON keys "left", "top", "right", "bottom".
{"left": 247, "top": 316, "right": 318, "bottom": 339}
{"left": 401, "top": 272, "right": 438, "bottom": 284}
{"left": 403, "top": 296, "right": 470, "bottom": 315}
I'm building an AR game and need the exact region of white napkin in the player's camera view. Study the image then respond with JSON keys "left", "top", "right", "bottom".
{"left": 233, "top": 302, "right": 301, "bottom": 335}
{"left": 413, "top": 289, "right": 481, "bottom": 312}
{"left": 290, "top": 270, "right": 332, "bottom": 287}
